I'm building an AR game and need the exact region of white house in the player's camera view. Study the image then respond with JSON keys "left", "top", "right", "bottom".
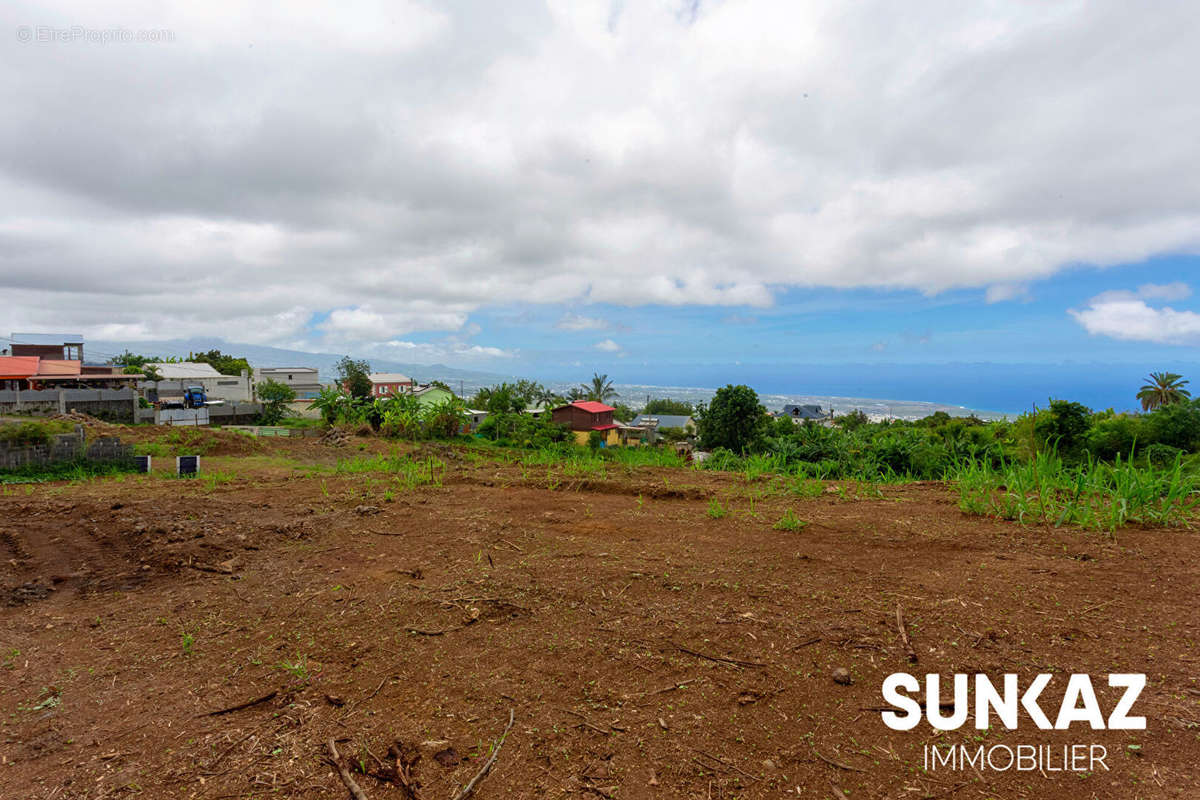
{"left": 146, "top": 362, "right": 252, "bottom": 402}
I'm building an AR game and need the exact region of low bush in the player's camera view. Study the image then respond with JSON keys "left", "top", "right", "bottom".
{"left": 0, "top": 420, "right": 73, "bottom": 447}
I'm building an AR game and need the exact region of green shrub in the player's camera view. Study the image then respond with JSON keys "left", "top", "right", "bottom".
{"left": 0, "top": 420, "right": 73, "bottom": 447}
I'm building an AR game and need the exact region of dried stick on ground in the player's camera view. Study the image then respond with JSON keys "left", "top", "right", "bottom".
{"left": 327, "top": 738, "right": 370, "bottom": 800}
{"left": 895, "top": 604, "right": 918, "bottom": 664}
{"left": 450, "top": 708, "right": 515, "bottom": 800}
{"left": 204, "top": 690, "right": 278, "bottom": 717}
{"left": 812, "top": 747, "right": 866, "bottom": 773}
{"left": 672, "top": 642, "right": 766, "bottom": 669}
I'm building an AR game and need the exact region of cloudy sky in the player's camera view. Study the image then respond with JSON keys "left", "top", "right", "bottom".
{"left": 3, "top": 0, "right": 1199, "bottom": 407}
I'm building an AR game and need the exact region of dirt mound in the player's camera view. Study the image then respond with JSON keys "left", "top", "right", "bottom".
{"left": 48, "top": 412, "right": 127, "bottom": 433}
{"left": 320, "top": 427, "right": 352, "bottom": 446}
{"left": 155, "top": 427, "right": 265, "bottom": 456}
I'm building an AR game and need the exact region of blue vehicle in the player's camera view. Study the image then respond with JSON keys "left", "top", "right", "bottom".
{"left": 158, "top": 385, "right": 210, "bottom": 410}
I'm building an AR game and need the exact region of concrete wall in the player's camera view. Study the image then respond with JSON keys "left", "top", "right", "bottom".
{"left": 135, "top": 401, "right": 263, "bottom": 426}
{"left": 0, "top": 425, "right": 133, "bottom": 471}
{"left": 0, "top": 388, "right": 137, "bottom": 423}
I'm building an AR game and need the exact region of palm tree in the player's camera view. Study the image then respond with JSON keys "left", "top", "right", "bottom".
{"left": 580, "top": 372, "right": 619, "bottom": 403}
{"left": 532, "top": 386, "right": 561, "bottom": 409}
{"left": 1136, "top": 372, "right": 1191, "bottom": 411}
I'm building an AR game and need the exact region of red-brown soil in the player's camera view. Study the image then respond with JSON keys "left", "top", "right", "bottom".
{"left": 1, "top": 438, "right": 1197, "bottom": 799}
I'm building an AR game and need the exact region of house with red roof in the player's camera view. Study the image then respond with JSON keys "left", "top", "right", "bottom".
{"left": 551, "top": 400, "right": 620, "bottom": 447}
{"left": 1, "top": 334, "right": 140, "bottom": 390}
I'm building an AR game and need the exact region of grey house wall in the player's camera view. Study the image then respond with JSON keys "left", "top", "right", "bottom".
{"left": 0, "top": 388, "right": 137, "bottom": 423}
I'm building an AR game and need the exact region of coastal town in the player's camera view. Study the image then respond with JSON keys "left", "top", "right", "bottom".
{"left": 1, "top": 331, "right": 842, "bottom": 445}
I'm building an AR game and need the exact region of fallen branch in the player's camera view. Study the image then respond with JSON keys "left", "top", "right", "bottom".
{"left": 450, "top": 708, "right": 515, "bottom": 800}
{"left": 405, "top": 624, "right": 469, "bottom": 636}
{"left": 861, "top": 700, "right": 955, "bottom": 713}
{"left": 1079, "top": 599, "right": 1116, "bottom": 615}
{"left": 687, "top": 745, "right": 759, "bottom": 782}
{"left": 649, "top": 677, "right": 702, "bottom": 695}
{"left": 895, "top": 604, "right": 918, "bottom": 664}
{"left": 813, "top": 747, "right": 866, "bottom": 773}
{"left": 186, "top": 562, "right": 235, "bottom": 575}
{"left": 327, "top": 738, "right": 370, "bottom": 800}
{"left": 204, "top": 690, "right": 278, "bottom": 717}
{"left": 672, "top": 642, "right": 766, "bottom": 669}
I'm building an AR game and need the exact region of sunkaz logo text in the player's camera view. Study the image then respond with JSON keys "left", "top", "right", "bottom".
{"left": 880, "top": 673, "right": 1146, "bottom": 774}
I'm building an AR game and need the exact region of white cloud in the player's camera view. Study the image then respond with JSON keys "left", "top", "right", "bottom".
{"left": 375, "top": 338, "right": 516, "bottom": 361}
{"left": 318, "top": 305, "right": 469, "bottom": 340}
{"left": 1088, "top": 282, "right": 1193, "bottom": 305}
{"left": 556, "top": 313, "right": 609, "bottom": 331}
{"left": 1136, "top": 282, "right": 1192, "bottom": 301}
{"left": 4, "top": 0, "right": 1200, "bottom": 348}
{"left": 594, "top": 338, "right": 622, "bottom": 352}
{"left": 1070, "top": 284, "right": 1200, "bottom": 345}
{"left": 985, "top": 283, "right": 1031, "bottom": 304}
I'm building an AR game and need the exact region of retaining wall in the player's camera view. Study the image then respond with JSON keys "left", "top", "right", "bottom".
{"left": 0, "top": 388, "right": 137, "bottom": 424}
{"left": 0, "top": 426, "right": 134, "bottom": 471}
{"left": 135, "top": 402, "right": 263, "bottom": 427}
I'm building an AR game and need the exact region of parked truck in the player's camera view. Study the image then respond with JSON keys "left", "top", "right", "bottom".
{"left": 156, "top": 385, "right": 222, "bottom": 410}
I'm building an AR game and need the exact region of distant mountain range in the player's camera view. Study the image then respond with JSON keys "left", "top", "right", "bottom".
{"left": 86, "top": 338, "right": 515, "bottom": 395}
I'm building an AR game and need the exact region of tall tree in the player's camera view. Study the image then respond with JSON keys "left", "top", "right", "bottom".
{"left": 695, "top": 384, "right": 767, "bottom": 453}
{"left": 580, "top": 372, "right": 618, "bottom": 403}
{"left": 189, "top": 349, "right": 251, "bottom": 376}
{"left": 643, "top": 398, "right": 693, "bottom": 416}
{"left": 256, "top": 379, "right": 296, "bottom": 425}
{"left": 1137, "top": 372, "right": 1191, "bottom": 411}
{"left": 109, "top": 350, "right": 163, "bottom": 381}
{"left": 337, "top": 356, "right": 373, "bottom": 400}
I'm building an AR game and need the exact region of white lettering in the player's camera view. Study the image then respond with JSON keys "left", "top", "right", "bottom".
{"left": 1107, "top": 674, "right": 1146, "bottom": 729}
{"left": 881, "top": 673, "right": 922, "bottom": 730}
{"left": 1020, "top": 673, "right": 1054, "bottom": 729}
{"left": 927, "top": 674, "right": 969, "bottom": 730}
{"left": 975, "top": 673, "right": 1018, "bottom": 729}
{"left": 1055, "top": 674, "right": 1105, "bottom": 729}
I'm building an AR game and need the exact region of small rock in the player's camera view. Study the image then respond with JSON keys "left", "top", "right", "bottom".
{"left": 354, "top": 505, "right": 381, "bottom": 515}
{"left": 832, "top": 667, "right": 853, "bottom": 686}
{"left": 762, "top": 759, "right": 776, "bottom": 770}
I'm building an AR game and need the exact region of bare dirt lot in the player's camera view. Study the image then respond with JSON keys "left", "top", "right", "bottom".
{"left": 2, "top": 433, "right": 1198, "bottom": 799}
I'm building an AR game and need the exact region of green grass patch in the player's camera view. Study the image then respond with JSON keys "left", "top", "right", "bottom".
{"left": 953, "top": 452, "right": 1199, "bottom": 531}
{"left": 772, "top": 508, "right": 808, "bottom": 531}
{"left": 0, "top": 459, "right": 141, "bottom": 484}
{"left": 317, "top": 452, "right": 447, "bottom": 489}
{"left": 706, "top": 497, "right": 728, "bottom": 519}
